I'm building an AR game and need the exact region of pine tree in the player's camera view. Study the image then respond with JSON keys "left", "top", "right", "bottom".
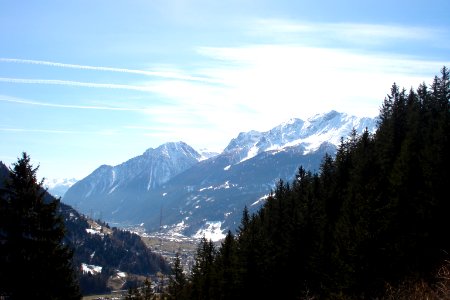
{"left": 214, "top": 230, "right": 239, "bottom": 299}
{"left": 189, "top": 237, "right": 216, "bottom": 300}
{"left": 236, "top": 205, "right": 250, "bottom": 237}
{"left": 125, "top": 287, "right": 134, "bottom": 300}
{"left": 167, "top": 252, "right": 186, "bottom": 300}
{"left": 0, "top": 153, "right": 81, "bottom": 299}
{"left": 142, "top": 277, "right": 153, "bottom": 300}
{"left": 183, "top": 67, "right": 450, "bottom": 299}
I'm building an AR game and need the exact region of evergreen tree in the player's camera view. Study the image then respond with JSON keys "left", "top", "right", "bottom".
{"left": 167, "top": 252, "right": 187, "bottom": 300}
{"left": 182, "top": 67, "right": 450, "bottom": 299}
{"left": 189, "top": 236, "right": 217, "bottom": 300}
{"left": 214, "top": 230, "right": 239, "bottom": 299}
{"left": 142, "top": 277, "right": 153, "bottom": 300}
{"left": 0, "top": 153, "right": 81, "bottom": 299}
{"left": 236, "top": 205, "right": 250, "bottom": 237}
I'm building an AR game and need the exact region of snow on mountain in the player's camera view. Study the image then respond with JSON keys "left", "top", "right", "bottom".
{"left": 45, "top": 178, "right": 78, "bottom": 198}
{"left": 62, "top": 110, "right": 378, "bottom": 241}
{"left": 62, "top": 141, "right": 202, "bottom": 212}
{"left": 145, "top": 110, "right": 376, "bottom": 238}
{"left": 198, "top": 148, "right": 220, "bottom": 161}
{"left": 193, "top": 221, "right": 227, "bottom": 242}
{"left": 223, "top": 110, "right": 376, "bottom": 164}
{"left": 82, "top": 141, "right": 199, "bottom": 194}
{"left": 81, "top": 263, "right": 102, "bottom": 275}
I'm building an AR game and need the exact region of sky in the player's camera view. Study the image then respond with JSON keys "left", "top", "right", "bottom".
{"left": 1, "top": 0, "right": 450, "bottom": 182}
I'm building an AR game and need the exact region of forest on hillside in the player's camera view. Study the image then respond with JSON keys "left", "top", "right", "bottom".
{"left": 0, "top": 67, "right": 448, "bottom": 299}
{"left": 165, "top": 67, "right": 450, "bottom": 299}
{"left": 0, "top": 157, "right": 170, "bottom": 299}
{"left": 63, "top": 208, "right": 170, "bottom": 295}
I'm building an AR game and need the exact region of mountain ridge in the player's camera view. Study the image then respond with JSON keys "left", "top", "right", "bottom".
{"left": 63, "top": 141, "right": 201, "bottom": 214}
{"left": 62, "top": 110, "right": 377, "bottom": 240}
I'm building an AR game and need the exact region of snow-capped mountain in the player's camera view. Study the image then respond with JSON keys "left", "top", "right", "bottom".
{"left": 62, "top": 111, "right": 377, "bottom": 240}
{"left": 198, "top": 148, "right": 220, "bottom": 160}
{"left": 223, "top": 110, "right": 376, "bottom": 163}
{"left": 45, "top": 178, "right": 78, "bottom": 198}
{"left": 63, "top": 141, "right": 202, "bottom": 216}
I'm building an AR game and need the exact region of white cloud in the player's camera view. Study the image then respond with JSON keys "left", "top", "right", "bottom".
{"left": 182, "top": 44, "right": 446, "bottom": 123}
{"left": 123, "top": 43, "right": 449, "bottom": 150}
{"left": 2, "top": 21, "right": 448, "bottom": 154}
{"left": 249, "top": 19, "right": 449, "bottom": 46}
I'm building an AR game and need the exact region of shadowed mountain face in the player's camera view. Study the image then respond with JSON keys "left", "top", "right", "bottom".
{"left": 62, "top": 111, "right": 377, "bottom": 239}
{"left": 63, "top": 141, "right": 201, "bottom": 215}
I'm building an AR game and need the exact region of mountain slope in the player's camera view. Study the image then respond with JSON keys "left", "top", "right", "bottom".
{"left": 223, "top": 110, "right": 375, "bottom": 163}
{"left": 143, "top": 141, "right": 338, "bottom": 237}
{"left": 63, "top": 141, "right": 201, "bottom": 219}
{"left": 62, "top": 111, "right": 377, "bottom": 240}
{"left": 0, "top": 161, "right": 170, "bottom": 295}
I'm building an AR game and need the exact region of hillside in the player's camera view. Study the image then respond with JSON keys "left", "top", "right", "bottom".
{"left": 172, "top": 67, "right": 450, "bottom": 299}
{"left": 0, "top": 161, "right": 170, "bottom": 296}
{"left": 62, "top": 111, "right": 377, "bottom": 239}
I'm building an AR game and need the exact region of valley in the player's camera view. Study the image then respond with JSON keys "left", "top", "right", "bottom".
{"left": 62, "top": 110, "right": 377, "bottom": 241}
{"left": 119, "top": 223, "right": 224, "bottom": 274}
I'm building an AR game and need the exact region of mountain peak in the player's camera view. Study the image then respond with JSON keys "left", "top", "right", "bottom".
{"left": 63, "top": 140, "right": 203, "bottom": 205}
{"left": 222, "top": 110, "right": 376, "bottom": 163}
{"left": 307, "top": 110, "right": 342, "bottom": 122}
{"left": 143, "top": 141, "right": 201, "bottom": 160}
{"left": 62, "top": 111, "right": 378, "bottom": 239}
{"left": 280, "top": 117, "right": 303, "bottom": 127}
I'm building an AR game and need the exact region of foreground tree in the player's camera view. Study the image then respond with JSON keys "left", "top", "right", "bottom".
{"left": 0, "top": 153, "right": 81, "bottom": 299}
{"left": 167, "top": 252, "right": 187, "bottom": 299}
{"left": 181, "top": 66, "right": 450, "bottom": 299}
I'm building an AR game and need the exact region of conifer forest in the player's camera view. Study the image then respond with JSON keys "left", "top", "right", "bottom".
{"left": 0, "top": 67, "right": 449, "bottom": 299}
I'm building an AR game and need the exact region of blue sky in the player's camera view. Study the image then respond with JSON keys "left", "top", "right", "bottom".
{"left": 1, "top": 0, "right": 450, "bottom": 181}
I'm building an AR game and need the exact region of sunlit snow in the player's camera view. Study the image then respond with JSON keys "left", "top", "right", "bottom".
{"left": 251, "top": 194, "right": 270, "bottom": 206}
{"left": 193, "top": 221, "right": 226, "bottom": 242}
{"left": 240, "top": 145, "right": 260, "bottom": 163}
{"left": 117, "top": 272, "right": 126, "bottom": 278}
{"left": 199, "top": 186, "right": 213, "bottom": 192}
{"left": 86, "top": 228, "right": 104, "bottom": 236}
{"left": 82, "top": 263, "right": 102, "bottom": 275}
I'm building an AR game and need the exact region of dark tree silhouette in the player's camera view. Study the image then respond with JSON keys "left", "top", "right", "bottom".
{"left": 0, "top": 153, "right": 81, "bottom": 299}
{"left": 179, "top": 67, "right": 450, "bottom": 299}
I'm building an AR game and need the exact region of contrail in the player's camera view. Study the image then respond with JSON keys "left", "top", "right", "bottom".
{"left": 0, "top": 128, "right": 88, "bottom": 134}
{"left": 0, "top": 77, "right": 156, "bottom": 92}
{"left": 0, "top": 58, "right": 218, "bottom": 83}
{"left": 0, "top": 95, "right": 146, "bottom": 111}
{"left": 0, "top": 127, "right": 120, "bottom": 135}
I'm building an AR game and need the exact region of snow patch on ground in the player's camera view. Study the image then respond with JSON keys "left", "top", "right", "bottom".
{"left": 108, "top": 184, "right": 119, "bottom": 194}
{"left": 193, "top": 221, "right": 226, "bottom": 242}
{"left": 117, "top": 272, "right": 126, "bottom": 278}
{"left": 82, "top": 263, "right": 102, "bottom": 275}
{"left": 239, "top": 145, "right": 260, "bottom": 163}
{"left": 86, "top": 228, "right": 104, "bottom": 236}
{"left": 215, "top": 181, "right": 233, "bottom": 190}
{"left": 251, "top": 194, "right": 270, "bottom": 206}
{"left": 199, "top": 186, "right": 213, "bottom": 192}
